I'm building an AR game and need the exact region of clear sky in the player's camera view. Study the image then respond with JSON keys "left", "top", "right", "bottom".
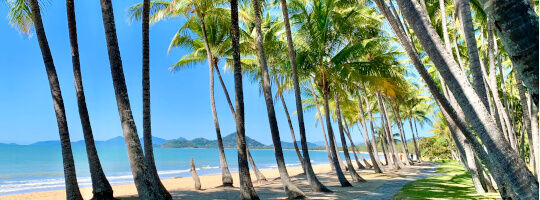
{"left": 0, "top": 0, "right": 433, "bottom": 145}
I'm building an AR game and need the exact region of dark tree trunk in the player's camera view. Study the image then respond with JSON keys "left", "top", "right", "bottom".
{"left": 251, "top": 0, "right": 305, "bottom": 197}
{"left": 230, "top": 0, "right": 259, "bottom": 198}
{"left": 343, "top": 123, "right": 368, "bottom": 169}
{"left": 477, "top": 0, "right": 539, "bottom": 104}
{"left": 66, "top": 0, "right": 113, "bottom": 198}
{"left": 310, "top": 83, "right": 336, "bottom": 171}
{"left": 29, "top": 0, "right": 82, "bottom": 199}
{"left": 334, "top": 93, "right": 365, "bottom": 182}
{"left": 413, "top": 119, "right": 422, "bottom": 162}
{"left": 278, "top": 0, "right": 330, "bottom": 192}
{"left": 98, "top": 0, "right": 169, "bottom": 198}
{"left": 213, "top": 62, "right": 261, "bottom": 186}
{"left": 142, "top": 0, "right": 172, "bottom": 198}
{"left": 321, "top": 85, "right": 352, "bottom": 187}
{"left": 275, "top": 78, "right": 306, "bottom": 173}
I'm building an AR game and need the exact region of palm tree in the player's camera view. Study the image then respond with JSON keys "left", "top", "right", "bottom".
{"left": 455, "top": 0, "right": 489, "bottom": 108}
{"left": 250, "top": 0, "right": 305, "bottom": 197}
{"left": 230, "top": 0, "right": 259, "bottom": 198}
{"left": 141, "top": 0, "right": 172, "bottom": 197}
{"left": 476, "top": 0, "right": 538, "bottom": 103}
{"left": 66, "top": 0, "right": 114, "bottom": 198}
{"left": 334, "top": 92, "right": 365, "bottom": 182}
{"left": 7, "top": 1, "right": 83, "bottom": 199}
{"left": 98, "top": 0, "right": 169, "bottom": 198}
{"left": 277, "top": 0, "right": 331, "bottom": 192}
{"left": 385, "top": 0, "right": 538, "bottom": 198}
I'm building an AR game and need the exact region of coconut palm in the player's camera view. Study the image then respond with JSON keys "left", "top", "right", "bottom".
{"left": 66, "top": 0, "right": 114, "bottom": 198}
{"left": 276, "top": 0, "right": 331, "bottom": 192}
{"left": 140, "top": 0, "right": 172, "bottom": 198}
{"left": 380, "top": 0, "right": 538, "bottom": 198}
{"left": 7, "top": 0, "right": 83, "bottom": 199}
{"left": 249, "top": 0, "right": 306, "bottom": 197}
{"left": 99, "top": 0, "right": 170, "bottom": 198}
{"left": 229, "top": 0, "right": 259, "bottom": 198}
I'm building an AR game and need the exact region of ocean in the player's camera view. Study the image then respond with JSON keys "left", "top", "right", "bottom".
{"left": 0, "top": 144, "right": 374, "bottom": 195}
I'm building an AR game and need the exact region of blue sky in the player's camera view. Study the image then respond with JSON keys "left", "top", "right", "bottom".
{"left": 0, "top": 0, "right": 433, "bottom": 145}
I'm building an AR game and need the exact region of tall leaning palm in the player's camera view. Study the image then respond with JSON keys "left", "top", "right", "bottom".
{"left": 141, "top": 0, "right": 172, "bottom": 198}
{"left": 230, "top": 0, "right": 259, "bottom": 198}
{"left": 129, "top": 0, "right": 236, "bottom": 187}
{"left": 65, "top": 0, "right": 114, "bottom": 198}
{"left": 250, "top": 0, "right": 305, "bottom": 198}
{"left": 277, "top": 0, "right": 331, "bottom": 192}
{"left": 7, "top": 0, "right": 83, "bottom": 199}
{"left": 99, "top": 0, "right": 169, "bottom": 199}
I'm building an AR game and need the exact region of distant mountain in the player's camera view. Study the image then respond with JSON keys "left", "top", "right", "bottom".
{"left": 32, "top": 140, "right": 61, "bottom": 146}
{"left": 280, "top": 141, "right": 320, "bottom": 148}
{"left": 161, "top": 133, "right": 267, "bottom": 148}
{"left": 30, "top": 136, "right": 170, "bottom": 147}
{"left": 0, "top": 142, "right": 18, "bottom": 146}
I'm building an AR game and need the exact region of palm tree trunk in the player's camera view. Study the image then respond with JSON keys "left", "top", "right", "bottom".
{"left": 487, "top": 24, "right": 513, "bottom": 146}
{"left": 365, "top": 96, "right": 385, "bottom": 166}
{"left": 230, "top": 0, "right": 259, "bottom": 198}
{"left": 29, "top": 1, "right": 83, "bottom": 199}
{"left": 439, "top": 0, "right": 452, "bottom": 53}
{"left": 529, "top": 94, "right": 540, "bottom": 175}
{"left": 251, "top": 0, "right": 305, "bottom": 197}
{"left": 449, "top": 124, "right": 488, "bottom": 193}
{"left": 246, "top": 147, "right": 268, "bottom": 183}
{"left": 344, "top": 122, "right": 370, "bottom": 169}
{"left": 277, "top": 0, "right": 330, "bottom": 192}
{"left": 213, "top": 62, "right": 265, "bottom": 185}
{"left": 377, "top": 92, "right": 402, "bottom": 169}
{"left": 356, "top": 95, "right": 383, "bottom": 173}
{"left": 321, "top": 86, "right": 352, "bottom": 187}
{"left": 275, "top": 78, "right": 306, "bottom": 173}
{"left": 375, "top": 0, "right": 509, "bottom": 196}
{"left": 99, "top": 0, "right": 168, "bottom": 198}
{"left": 310, "top": 82, "right": 336, "bottom": 171}
{"left": 393, "top": 0, "right": 538, "bottom": 197}
{"left": 142, "top": 1, "right": 171, "bottom": 198}
{"left": 408, "top": 118, "right": 420, "bottom": 162}
{"left": 335, "top": 93, "right": 365, "bottom": 183}
{"left": 497, "top": 55, "right": 518, "bottom": 150}
{"left": 200, "top": 16, "right": 235, "bottom": 187}
{"left": 413, "top": 119, "right": 422, "bottom": 162}
{"left": 392, "top": 104, "right": 413, "bottom": 165}
{"left": 332, "top": 133, "right": 348, "bottom": 171}
{"left": 455, "top": 0, "right": 490, "bottom": 108}
{"left": 477, "top": 0, "right": 539, "bottom": 104}
{"left": 518, "top": 82, "right": 536, "bottom": 173}
{"left": 66, "top": 0, "right": 113, "bottom": 198}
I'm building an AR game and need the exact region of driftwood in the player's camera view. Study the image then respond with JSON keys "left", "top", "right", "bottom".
{"left": 190, "top": 157, "right": 201, "bottom": 190}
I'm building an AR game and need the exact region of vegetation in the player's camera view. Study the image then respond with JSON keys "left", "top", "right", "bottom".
{"left": 394, "top": 160, "right": 501, "bottom": 199}
{"left": 2, "top": 0, "right": 538, "bottom": 199}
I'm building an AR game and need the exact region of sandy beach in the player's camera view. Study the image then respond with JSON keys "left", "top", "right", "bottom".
{"left": 0, "top": 161, "right": 437, "bottom": 200}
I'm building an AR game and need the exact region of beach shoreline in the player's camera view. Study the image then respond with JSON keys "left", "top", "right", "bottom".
{"left": 0, "top": 161, "right": 436, "bottom": 200}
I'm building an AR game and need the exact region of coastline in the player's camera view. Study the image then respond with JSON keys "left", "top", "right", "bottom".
{"left": 0, "top": 161, "right": 437, "bottom": 200}
{"left": 0, "top": 163, "right": 328, "bottom": 200}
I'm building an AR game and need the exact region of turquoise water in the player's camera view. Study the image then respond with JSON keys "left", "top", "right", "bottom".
{"left": 0, "top": 144, "right": 373, "bottom": 195}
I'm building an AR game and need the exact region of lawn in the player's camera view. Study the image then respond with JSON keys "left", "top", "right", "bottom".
{"left": 393, "top": 160, "right": 501, "bottom": 199}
